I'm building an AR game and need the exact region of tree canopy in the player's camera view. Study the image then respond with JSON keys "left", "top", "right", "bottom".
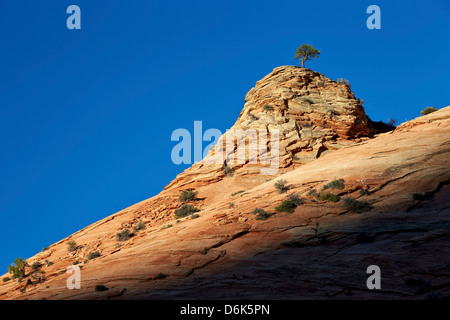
{"left": 293, "top": 44, "right": 320, "bottom": 68}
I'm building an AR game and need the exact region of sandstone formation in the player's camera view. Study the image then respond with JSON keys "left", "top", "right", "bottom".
{"left": 0, "top": 66, "right": 449, "bottom": 300}
{"left": 165, "top": 66, "right": 375, "bottom": 190}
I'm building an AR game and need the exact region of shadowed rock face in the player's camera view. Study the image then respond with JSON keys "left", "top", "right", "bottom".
{"left": 166, "top": 66, "right": 376, "bottom": 190}
{"left": 1, "top": 68, "right": 449, "bottom": 300}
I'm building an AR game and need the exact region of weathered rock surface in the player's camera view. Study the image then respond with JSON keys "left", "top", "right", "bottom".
{"left": 165, "top": 66, "right": 375, "bottom": 190}
{"left": 0, "top": 68, "right": 448, "bottom": 300}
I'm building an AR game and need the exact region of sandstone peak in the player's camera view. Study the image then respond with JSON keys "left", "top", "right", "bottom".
{"left": 166, "top": 66, "right": 374, "bottom": 190}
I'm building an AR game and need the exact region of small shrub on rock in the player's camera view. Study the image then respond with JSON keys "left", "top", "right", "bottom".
{"left": 342, "top": 197, "right": 373, "bottom": 213}
{"left": 275, "top": 200, "right": 297, "bottom": 213}
{"left": 180, "top": 190, "right": 199, "bottom": 202}
{"left": 174, "top": 204, "right": 200, "bottom": 218}
{"left": 253, "top": 208, "right": 273, "bottom": 220}
{"left": 420, "top": 107, "right": 437, "bottom": 116}
{"left": 274, "top": 179, "right": 289, "bottom": 193}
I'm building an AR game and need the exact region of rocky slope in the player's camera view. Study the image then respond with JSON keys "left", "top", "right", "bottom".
{"left": 0, "top": 67, "right": 449, "bottom": 300}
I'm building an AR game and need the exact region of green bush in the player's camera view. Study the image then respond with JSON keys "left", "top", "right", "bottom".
{"left": 180, "top": 190, "right": 199, "bottom": 202}
{"left": 160, "top": 224, "right": 173, "bottom": 230}
{"left": 359, "top": 188, "right": 369, "bottom": 196}
{"left": 8, "top": 258, "right": 28, "bottom": 280}
{"left": 67, "top": 240, "right": 77, "bottom": 253}
{"left": 155, "top": 273, "right": 167, "bottom": 280}
{"left": 222, "top": 164, "right": 233, "bottom": 177}
{"left": 263, "top": 104, "right": 274, "bottom": 111}
{"left": 307, "top": 189, "right": 317, "bottom": 196}
{"left": 323, "top": 179, "right": 345, "bottom": 190}
{"left": 420, "top": 107, "right": 437, "bottom": 116}
{"left": 337, "top": 78, "right": 350, "bottom": 87}
{"left": 287, "top": 193, "right": 305, "bottom": 206}
{"left": 88, "top": 251, "right": 101, "bottom": 260}
{"left": 174, "top": 204, "right": 200, "bottom": 218}
{"left": 134, "top": 221, "right": 146, "bottom": 232}
{"left": 200, "top": 248, "right": 209, "bottom": 255}
{"left": 253, "top": 208, "right": 273, "bottom": 220}
{"left": 231, "top": 190, "right": 245, "bottom": 197}
{"left": 31, "top": 261, "right": 43, "bottom": 271}
{"left": 275, "top": 200, "right": 297, "bottom": 213}
{"left": 274, "top": 179, "right": 289, "bottom": 193}
{"left": 3, "top": 277, "right": 11, "bottom": 282}
{"left": 116, "top": 229, "right": 133, "bottom": 241}
{"left": 342, "top": 197, "right": 373, "bottom": 213}
{"left": 191, "top": 214, "right": 200, "bottom": 219}
{"left": 95, "top": 285, "right": 109, "bottom": 292}
{"left": 318, "top": 193, "right": 341, "bottom": 202}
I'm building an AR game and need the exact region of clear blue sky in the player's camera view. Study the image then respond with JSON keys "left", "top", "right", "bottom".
{"left": 0, "top": 0, "right": 449, "bottom": 270}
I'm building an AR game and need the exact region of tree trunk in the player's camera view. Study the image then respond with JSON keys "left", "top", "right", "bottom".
{"left": 301, "top": 59, "right": 305, "bottom": 68}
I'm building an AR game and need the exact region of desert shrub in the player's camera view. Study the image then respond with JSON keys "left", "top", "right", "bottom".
{"left": 420, "top": 107, "right": 437, "bottom": 116}
{"left": 134, "top": 221, "right": 146, "bottom": 232}
{"left": 222, "top": 164, "right": 233, "bottom": 177}
{"left": 307, "top": 189, "right": 318, "bottom": 196}
{"left": 337, "top": 78, "right": 350, "bottom": 86}
{"left": 174, "top": 204, "right": 200, "bottom": 218}
{"left": 323, "top": 179, "right": 345, "bottom": 190}
{"left": 359, "top": 188, "right": 369, "bottom": 196}
{"left": 342, "top": 197, "right": 373, "bottom": 213}
{"left": 231, "top": 190, "right": 245, "bottom": 197}
{"left": 387, "top": 118, "right": 397, "bottom": 126}
{"left": 367, "top": 117, "right": 396, "bottom": 132}
{"left": 317, "top": 81, "right": 324, "bottom": 87}
{"left": 287, "top": 193, "right": 305, "bottom": 206}
{"left": 31, "top": 261, "right": 43, "bottom": 271}
{"left": 253, "top": 208, "right": 273, "bottom": 220}
{"left": 275, "top": 200, "right": 297, "bottom": 213}
{"left": 67, "top": 240, "right": 77, "bottom": 253}
{"left": 160, "top": 224, "right": 173, "bottom": 230}
{"left": 357, "top": 98, "right": 365, "bottom": 105}
{"left": 274, "top": 179, "right": 289, "bottom": 193}
{"left": 200, "top": 248, "right": 209, "bottom": 255}
{"left": 44, "top": 259, "right": 53, "bottom": 267}
{"left": 8, "top": 258, "right": 28, "bottom": 280}
{"left": 88, "top": 251, "right": 101, "bottom": 260}
{"left": 191, "top": 214, "right": 200, "bottom": 219}
{"left": 116, "top": 229, "right": 133, "bottom": 241}
{"left": 3, "top": 277, "right": 11, "bottom": 282}
{"left": 180, "top": 190, "right": 199, "bottom": 202}
{"left": 95, "top": 285, "right": 109, "bottom": 292}
{"left": 318, "top": 193, "right": 341, "bottom": 202}
{"left": 413, "top": 192, "right": 433, "bottom": 201}
{"left": 263, "top": 104, "right": 274, "bottom": 111}
{"left": 155, "top": 273, "right": 166, "bottom": 280}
